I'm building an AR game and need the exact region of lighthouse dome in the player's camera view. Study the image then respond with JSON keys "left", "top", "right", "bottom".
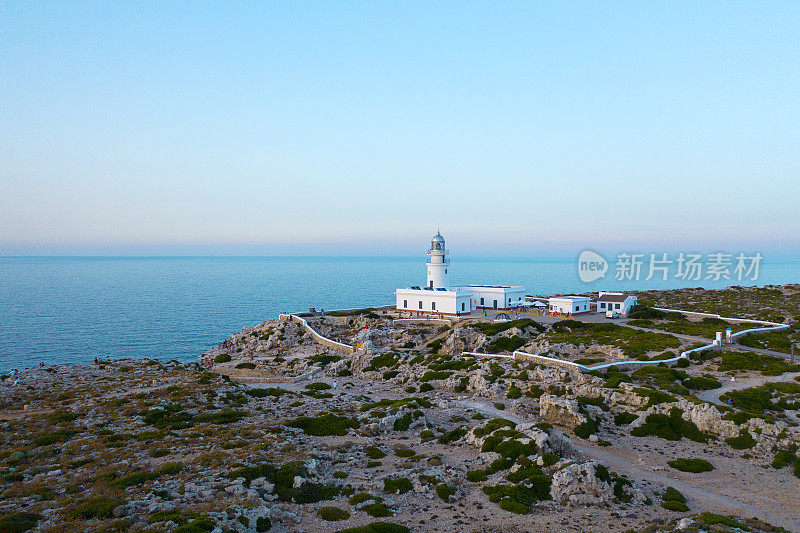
{"left": 431, "top": 232, "right": 445, "bottom": 251}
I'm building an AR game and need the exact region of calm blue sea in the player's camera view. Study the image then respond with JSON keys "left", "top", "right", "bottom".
{"left": 1, "top": 256, "right": 798, "bottom": 373}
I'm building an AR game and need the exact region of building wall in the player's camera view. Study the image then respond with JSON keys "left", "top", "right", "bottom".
{"left": 597, "top": 296, "right": 638, "bottom": 314}
{"left": 470, "top": 286, "right": 526, "bottom": 310}
{"left": 548, "top": 297, "right": 591, "bottom": 315}
{"left": 396, "top": 290, "right": 472, "bottom": 316}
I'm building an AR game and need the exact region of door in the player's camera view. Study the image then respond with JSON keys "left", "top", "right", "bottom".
{"left": 493, "top": 300, "right": 498, "bottom": 310}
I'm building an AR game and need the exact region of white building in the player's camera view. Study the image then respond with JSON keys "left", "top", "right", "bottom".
{"left": 395, "top": 232, "right": 524, "bottom": 316}
{"left": 548, "top": 295, "right": 591, "bottom": 316}
{"left": 470, "top": 285, "right": 526, "bottom": 311}
{"left": 596, "top": 292, "right": 637, "bottom": 315}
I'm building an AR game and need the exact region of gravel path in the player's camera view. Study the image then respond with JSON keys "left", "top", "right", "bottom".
{"left": 695, "top": 371, "right": 800, "bottom": 405}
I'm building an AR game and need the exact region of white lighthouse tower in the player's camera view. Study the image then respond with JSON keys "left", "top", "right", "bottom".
{"left": 426, "top": 231, "right": 449, "bottom": 289}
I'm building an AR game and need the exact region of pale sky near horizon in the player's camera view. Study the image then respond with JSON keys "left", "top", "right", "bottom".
{"left": 1, "top": 2, "right": 799, "bottom": 256}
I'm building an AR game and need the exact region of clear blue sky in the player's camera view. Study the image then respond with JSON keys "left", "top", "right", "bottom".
{"left": 1, "top": 2, "right": 798, "bottom": 256}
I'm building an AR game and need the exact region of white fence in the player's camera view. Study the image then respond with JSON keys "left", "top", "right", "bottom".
{"left": 461, "top": 309, "right": 790, "bottom": 373}
{"left": 280, "top": 314, "right": 355, "bottom": 354}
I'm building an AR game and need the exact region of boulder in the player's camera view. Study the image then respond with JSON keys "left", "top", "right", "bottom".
{"left": 550, "top": 461, "right": 614, "bottom": 505}
{"left": 538, "top": 394, "right": 587, "bottom": 429}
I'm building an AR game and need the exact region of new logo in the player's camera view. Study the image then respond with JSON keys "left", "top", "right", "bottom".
{"left": 578, "top": 250, "right": 608, "bottom": 283}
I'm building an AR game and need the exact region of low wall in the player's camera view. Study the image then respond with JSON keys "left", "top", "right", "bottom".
{"left": 652, "top": 307, "right": 786, "bottom": 327}
{"left": 280, "top": 314, "right": 355, "bottom": 354}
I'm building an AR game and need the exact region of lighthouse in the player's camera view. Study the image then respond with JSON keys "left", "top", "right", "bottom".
{"left": 394, "top": 231, "right": 524, "bottom": 317}
{"left": 427, "top": 231, "right": 449, "bottom": 289}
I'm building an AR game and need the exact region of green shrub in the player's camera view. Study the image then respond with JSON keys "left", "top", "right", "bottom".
{"left": 507, "top": 386, "right": 522, "bottom": 399}
{"left": 725, "top": 385, "right": 787, "bottom": 412}
{"left": 33, "top": 428, "right": 79, "bottom": 447}
{"left": 576, "top": 396, "right": 609, "bottom": 411}
{"left": 48, "top": 410, "right": 80, "bottom": 423}
{"left": 365, "top": 446, "right": 386, "bottom": 459}
{"left": 366, "top": 354, "right": 399, "bottom": 371}
{"left": 214, "top": 353, "right": 232, "bottom": 363}
{"left": 420, "top": 370, "right": 453, "bottom": 382}
{"left": 482, "top": 477, "right": 551, "bottom": 515}
{"left": 541, "top": 452, "right": 560, "bottom": 466}
{"left": 317, "top": 506, "right": 350, "bottom": 521}
{"left": 338, "top": 522, "right": 409, "bottom": 533}
{"left": 159, "top": 462, "right": 183, "bottom": 475}
{"left": 437, "top": 427, "right": 466, "bottom": 444}
{"left": 419, "top": 383, "right": 433, "bottom": 392}
{"left": 466, "top": 469, "right": 488, "bottom": 482}
{"left": 694, "top": 513, "right": 750, "bottom": 531}
{"left": 113, "top": 470, "right": 159, "bottom": 488}
{"left": 172, "top": 516, "right": 216, "bottom": 532}
{"left": 614, "top": 412, "right": 637, "bottom": 425}
{"left": 661, "top": 500, "right": 689, "bottom": 512}
{"left": 235, "top": 362, "right": 256, "bottom": 369}
{"left": 333, "top": 470, "right": 348, "bottom": 479}
{"left": 469, "top": 319, "right": 544, "bottom": 336}
{"left": 392, "top": 413, "right": 413, "bottom": 432}
{"left": 383, "top": 477, "right": 413, "bottom": 494}
{"left": 574, "top": 419, "right": 598, "bottom": 439}
{"left": 0, "top": 511, "right": 41, "bottom": 533}
{"left": 141, "top": 405, "right": 195, "bottom": 430}
{"left": 683, "top": 375, "right": 722, "bottom": 390}
{"left": 771, "top": 449, "right": 797, "bottom": 469}
{"left": 361, "top": 503, "right": 394, "bottom": 518}
{"left": 287, "top": 413, "right": 360, "bottom": 436}
{"left": 662, "top": 486, "right": 686, "bottom": 503}
{"left": 394, "top": 448, "right": 415, "bottom": 458}
{"left": 256, "top": 516, "right": 271, "bottom": 532}
{"left": 349, "top": 492, "right": 382, "bottom": 505}
{"left": 667, "top": 458, "right": 714, "bottom": 473}
{"left": 486, "top": 336, "right": 526, "bottom": 354}
{"left": 632, "top": 387, "right": 676, "bottom": 407}
{"left": 68, "top": 496, "right": 123, "bottom": 519}
{"left": 197, "top": 409, "right": 248, "bottom": 425}
{"left": 435, "top": 484, "right": 456, "bottom": 501}
{"left": 726, "top": 429, "right": 756, "bottom": 450}
{"left": 246, "top": 387, "right": 289, "bottom": 398}
{"left": 306, "top": 382, "right": 333, "bottom": 391}
{"left": 718, "top": 351, "right": 800, "bottom": 376}
{"left": 630, "top": 408, "right": 708, "bottom": 442}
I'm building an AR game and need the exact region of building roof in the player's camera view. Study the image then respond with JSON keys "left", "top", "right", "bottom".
{"left": 549, "top": 295, "right": 589, "bottom": 301}
{"left": 597, "top": 293, "right": 631, "bottom": 302}
{"left": 431, "top": 232, "right": 445, "bottom": 243}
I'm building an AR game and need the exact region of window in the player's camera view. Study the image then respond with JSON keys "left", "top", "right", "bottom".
{"left": 432, "top": 302, "right": 436, "bottom": 310}
{"left": 600, "top": 302, "right": 606, "bottom": 309}
{"left": 480, "top": 297, "right": 484, "bottom": 306}
{"left": 615, "top": 303, "right": 621, "bottom": 309}
{"left": 429, "top": 280, "right": 433, "bottom": 288}
{"left": 403, "top": 300, "right": 407, "bottom": 308}
{"left": 419, "top": 301, "right": 423, "bottom": 309}
{"left": 445, "top": 269, "right": 447, "bottom": 274}
{"left": 461, "top": 302, "right": 465, "bottom": 311}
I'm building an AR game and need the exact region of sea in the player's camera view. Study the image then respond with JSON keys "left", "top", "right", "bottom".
{"left": 2, "top": 255, "right": 798, "bottom": 374}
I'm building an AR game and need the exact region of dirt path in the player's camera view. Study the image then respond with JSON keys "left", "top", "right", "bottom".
{"left": 695, "top": 371, "right": 800, "bottom": 405}
{"left": 573, "top": 442, "right": 800, "bottom": 532}
{"left": 458, "top": 398, "right": 800, "bottom": 532}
